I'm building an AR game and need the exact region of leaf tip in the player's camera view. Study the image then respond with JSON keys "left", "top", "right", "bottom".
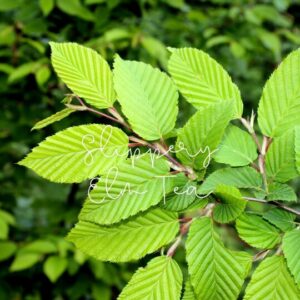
{"left": 167, "top": 47, "right": 176, "bottom": 53}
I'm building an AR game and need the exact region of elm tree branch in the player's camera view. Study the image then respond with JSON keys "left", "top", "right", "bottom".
{"left": 167, "top": 220, "right": 192, "bottom": 257}
{"left": 244, "top": 196, "right": 300, "bottom": 217}
{"left": 72, "top": 95, "right": 194, "bottom": 177}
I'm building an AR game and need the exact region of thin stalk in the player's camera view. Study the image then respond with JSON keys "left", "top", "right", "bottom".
{"left": 74, "top": 96, "right": 121, "bottom": 123}
{"left": 240, "top": 117, "right": 262, "bottom": 152}
{"left": 167, "top": 220, "right": 192, "bottom": 257}
{"left": 107, "top": 107, "right": 131, "bottom": 130}
{"left": 259, "top": 136, "right": 269, "bottom": 193}
{"left": 244, "top": 196, "right": 300, "bottom": 217}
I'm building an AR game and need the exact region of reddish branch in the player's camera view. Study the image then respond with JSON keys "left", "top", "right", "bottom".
{"left": 167, "top": 220, "right": 193, "bottom": 257}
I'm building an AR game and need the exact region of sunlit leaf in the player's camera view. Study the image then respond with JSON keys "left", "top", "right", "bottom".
{"left": 258, "top": 49, "right": 300, "bottom": 137}
{"left": 67, "top": 208, "right": 179, "bottom": 262}
{"left": 113, "top": 56, "right": 178, "bottom": 140}
{"left": 50, "top": 42, "right": 115, "bottom": 108}
{"left": 236, "top": 213, "right": 281, "bottom": 249}
{"left": 118, "top": 256, "right": 182, "bottom": 300}
{"left": 168, "top": 47, "right": 243, "bottom": 117}
{"left": 244, "top": 256, "right": 300, "bottom": 299}
{"left": 18, "top": 124, "right": 128, "bottom": 183}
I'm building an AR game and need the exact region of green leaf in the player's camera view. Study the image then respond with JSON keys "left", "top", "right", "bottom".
{"left": 244, "top": 256, "right": 300, "bottom": 299}
{"left": 233, "top": 250, "right": 253, "bottom": 277}
{"left": 213, "top": 125, "right": 258, "bottom": 166}
{"left": 85, "top": 0, "right": 106, "bottom": 4}
{"left": 182, "top": 281, "right": 196, "bottom": 300}
{"left": 186, "top": 217, "right": 249, "bottom": 300}
{"left": 8, "top": 61, "right": 41, "bottom": 83}
{"left": 258, "top": 48, "right": 300, "bottom": 137}
{"left": 0, "top": 209, "right": 16, "bottom": 226}
{"left": 175, "top": 101, "right": 233, "bottom": 170}
{"left": 161, "top": 174, "right": 199, "bottom": 212}
{"left": 43, "top": 256, "right": 68, "bottom": 282}
{"left": 50, "top": 42, "right": 115, "bottom": 109}
{"left": 56, "top": 0, "right": 95, "bottom": 21}
{"left": 198, "top": 167, "right": 263, "bottom": 194}
{"left": 92, "top": 284, "right": 111, "bottom": 300}
{"left": 296, "top": 126, "right": 300, "bottom": 173}
{"left": 236, "top": 213, "right": 281, "bottom": 249}
{"left": 0, "top": 63, "right": 14, "bottom": 74}
{"left": 10, "top": 252, "right": 41, "bottom": 272}
{"left": 257, "top": 29, "right": 281, "bottom": 61}
{"left": 20, "top": 240, "right": 57, "bottom": 255}
{"left": 67, "top": 208, "right": 179, "bottom": 262}
{"left": 0, "top": 0, "right": 23, "bottom": 11}
{"left": 213, "top": 185, "right": 247, "bottom": 223}
{"left": 18, "top": 124, "right": 128, "bottom": 183}
{"left": 265, "top": 130, "right": 298, "bottom": 182}
{"left": 118, "top": 256, "right": 182, "bottom": 300}
{"left": 39, "top": 0, "right": 54, "bottom": 16}
{"left": 0, "top": 219, "right": 8, "bottom": 239}
{"left": 113, "top": 56, "right": 178, "bottom": 140}
{"left": 266, "top": 182, "right": 297, "bottom": 202}
{"left": 168, "top": 47, "right": 243, "bottom": 118}
{"left": 263, "top": 208, "right": 295, "bottom": 232}
{"left": 282, "top": 229, "right": 300, "bottom": 287}
{"left": 32, "top": 108, "right": 75, "bottom": 130}
{"left": 79, "top": 154, "right": 176, "bottom": 225}
{"left": 0, "top": 241, "right": 17, "bottom": 261}
{"left": 35, "top": 65, "right": 51, "bottom": 87}
{"left": 141, "top": 36, "right": 169, "bottom": 68}
{"left": 183, "top": 197, "right": 209, "bottom": 212}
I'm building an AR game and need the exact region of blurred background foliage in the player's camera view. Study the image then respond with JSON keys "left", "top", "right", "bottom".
{"left": 1, "top": 0, "right": 300, "bottom": 299}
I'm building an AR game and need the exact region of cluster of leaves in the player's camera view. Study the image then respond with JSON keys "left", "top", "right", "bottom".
{"left": 2, "top": 0, "right": 300, "bottom": 299}
{"left": 19, "top": 39, "right": 300, "bottom": 299}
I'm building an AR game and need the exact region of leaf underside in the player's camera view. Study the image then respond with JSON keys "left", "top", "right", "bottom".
{"left": 263, "top": 208, "right": 295, "bottom": 232}
{"left": 198, "top": 167, "right": 263, "bottom": 194}
{"left": 236, "top": 213, "right": 281, "bottom": 249}
{"left": 213, "top": 184, "right": 247, "bottom": 223}
{"left": 213, "top": 124, "right": 258, "bottom": 166}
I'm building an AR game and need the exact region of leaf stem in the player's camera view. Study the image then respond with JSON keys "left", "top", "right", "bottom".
{"left": 240, "top": 116, "right": 270, "bottom": 193}
{"left": 243, "top": 196, "right": 300, "bottom": 217}
{"left": 253, "top": 249, "right": 270, "bottom": 261}
{"left": 240, "top": 117, "right": 262, "bottom": 152}
{"left": 167, "top": 220, "right": 193, "bottom": 257}
{"left": 166, "top": 236, "right": 182, "bottom": 257}
{"left": 73, "top": 96, "right": 121, "bottom": 123}
{"left": 107, "top": 107, "right": 131, "bottom": 131}
{"left": 154, "top": 142, "right": 196, "bottom": 178}
{"left": 258, "top": 136, "right": 269, "bottom": 193}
